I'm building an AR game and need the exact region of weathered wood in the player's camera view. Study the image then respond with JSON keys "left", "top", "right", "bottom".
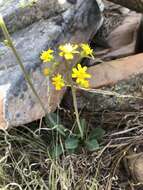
{"left": 107, "top": 0, "right": 143, "bottom": 13}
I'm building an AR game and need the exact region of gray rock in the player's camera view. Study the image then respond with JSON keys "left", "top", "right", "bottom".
{"left": 0, "top": 0, "right": 68, "bottom": 35}
{"left": 0, "top": 0, "right": 104, "bottom": 127}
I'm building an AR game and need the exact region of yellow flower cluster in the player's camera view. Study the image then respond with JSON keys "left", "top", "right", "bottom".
{"left": 81, "top": 43, "right": 94, "bottom": 58}
{"left": 72, "top": 64, "right": 91, "bottom": 88}
{"left": 40, "top": 49, "right": 54, "bottom": 62}
{"left": 52, "top": 74, "right": 65, "bottom": 91}
{"left": 40, "top": 43, "right": 93, "bottom": 90}
{"left": 40, "top": 49, "right": 54, "bottom": 79}
{"left": 59, "top": 43, "right": 79, "bottom": 60}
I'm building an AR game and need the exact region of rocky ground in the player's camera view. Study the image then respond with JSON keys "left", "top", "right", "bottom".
{"left": 0, "top": 0, "right": 143, "bottom": 189}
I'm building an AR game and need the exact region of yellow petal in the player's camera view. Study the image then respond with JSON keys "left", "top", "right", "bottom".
{"left": 85, "top": 73, "right": 91, "bottom": 78}
{"left": 77, "top": 64, "right": 82, "bottom": 69}
{"left": 72, "top": 74, "right": 77, "bottom": 78}
{"left": 82, "top": 66, "right": 87, "bottom": 71}
{"left": 65, "top": 53, "right": 73, "bottom": 60}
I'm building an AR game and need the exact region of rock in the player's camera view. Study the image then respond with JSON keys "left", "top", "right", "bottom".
{"left": 107, "top": 0, "right": 143, "bottom": 13}
{"left": 0, "top": 0, "right": 68, "bottom": 35}
{"left": 0, "top": 0, "right": 104, "bottom": 128}
{"left": 94, "top": 1, "right": 142, "bottom": 60}
{"left": 94, "top": 0, "right": 129, "bottom": 48}
{"left": 63, "top": 53, "right": 143, "bottom": 122}
{"left": 125, "top": 153, "right": 143, "bottom": 183}
{"left": 102, "top": 12, "right": 142, "bottom": 59}
{"left": 78, "top": 53, "right": 143, "bottom": 112}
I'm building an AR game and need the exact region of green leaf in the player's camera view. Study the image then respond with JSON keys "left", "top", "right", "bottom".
{"left": 89, "top": 127, "right": 105, "bottom": 141}
{"left": 51, "top": 145, "right": 63, "bottom": 159}
{"left": 85, "top": 139, "right": 99, "bottom": 151}
{"left": 65, "top": 136, "right": 79, "bottom": 150}
{"left": 80, "top": 118, "right": 86, "bottom": 134}
{"left": 54, "top": 124, "right": 67, "bottom": 136}
{"left": 45, "top": 113, "right": 67, "bottom": 136}
{"left": 75, "top": 118, "right": 86, "bottom": 137}
{"left": 45, "top": 113, "right": 61, "bottom": 127}
{"left": 67, "top": 149, "right": 76, "bottom": 154}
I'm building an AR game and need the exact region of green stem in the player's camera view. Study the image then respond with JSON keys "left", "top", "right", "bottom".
{"left": 71, "top": 86, "right": 83, "bottom": 139}
{"left": 0, "top": 16, "right": 55, "bottom": 125}
{"left": 63, "top": 59, "right": 83, "bottom": 138}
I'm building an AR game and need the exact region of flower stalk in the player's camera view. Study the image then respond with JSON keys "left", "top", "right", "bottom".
{"left": 71, "top": 86, "right": 83, "bottom": 139}
{"left": 41, "top": 43, "right": 93, "bottom": 137}
{"left": 64, "top": 60, "right": 84, "bottom": 139}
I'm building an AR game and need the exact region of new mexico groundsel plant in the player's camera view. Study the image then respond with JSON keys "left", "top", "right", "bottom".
{"left": 40, "top": 43, "right": 94, "bottom": 138}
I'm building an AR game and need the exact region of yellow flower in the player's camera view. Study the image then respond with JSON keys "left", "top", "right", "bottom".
{"left": 52, "top": 74, "right": 65, "bottom": 90}
{"left": 43, "top": 67, "right": 50, "bottom": 76}
{"left": 79, "top": 80, "right": 89, "bottom": 88}
{"left": 72, "top": 64, "right": 91, "bottom": 88}
{"left": 40, "top": 49, "right": 54, "bottom": 62}
{"left": 81, "top": 43, "right": 94, "bottom": 58}
{"left": 59, "top": 43, "right": 79, "bottom": 60}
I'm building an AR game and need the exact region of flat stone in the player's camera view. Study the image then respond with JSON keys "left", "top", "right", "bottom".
{"left": 0, "top": 0, "right": 69, "bottom": 35}
{"left": 103, "top": 12, "right": 142, "bottom": 59}
{"left": 94, "top": 5, "right": 142, "bottom": 60}
{"left": 88, "top": 53, "right": 143, "bottom": 88}
{"left": 63, "top": 53, "right": 143, "bottom": 113}
{"left": 0, "top": 0, "right": 103, "bottom": 128}
{"left": 126, "top": 153, "right": 143, "bottom": 183}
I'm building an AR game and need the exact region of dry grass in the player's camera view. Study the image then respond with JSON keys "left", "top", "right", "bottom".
{"left": 0, "top": 110, "right": 143, "bottom": 189}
